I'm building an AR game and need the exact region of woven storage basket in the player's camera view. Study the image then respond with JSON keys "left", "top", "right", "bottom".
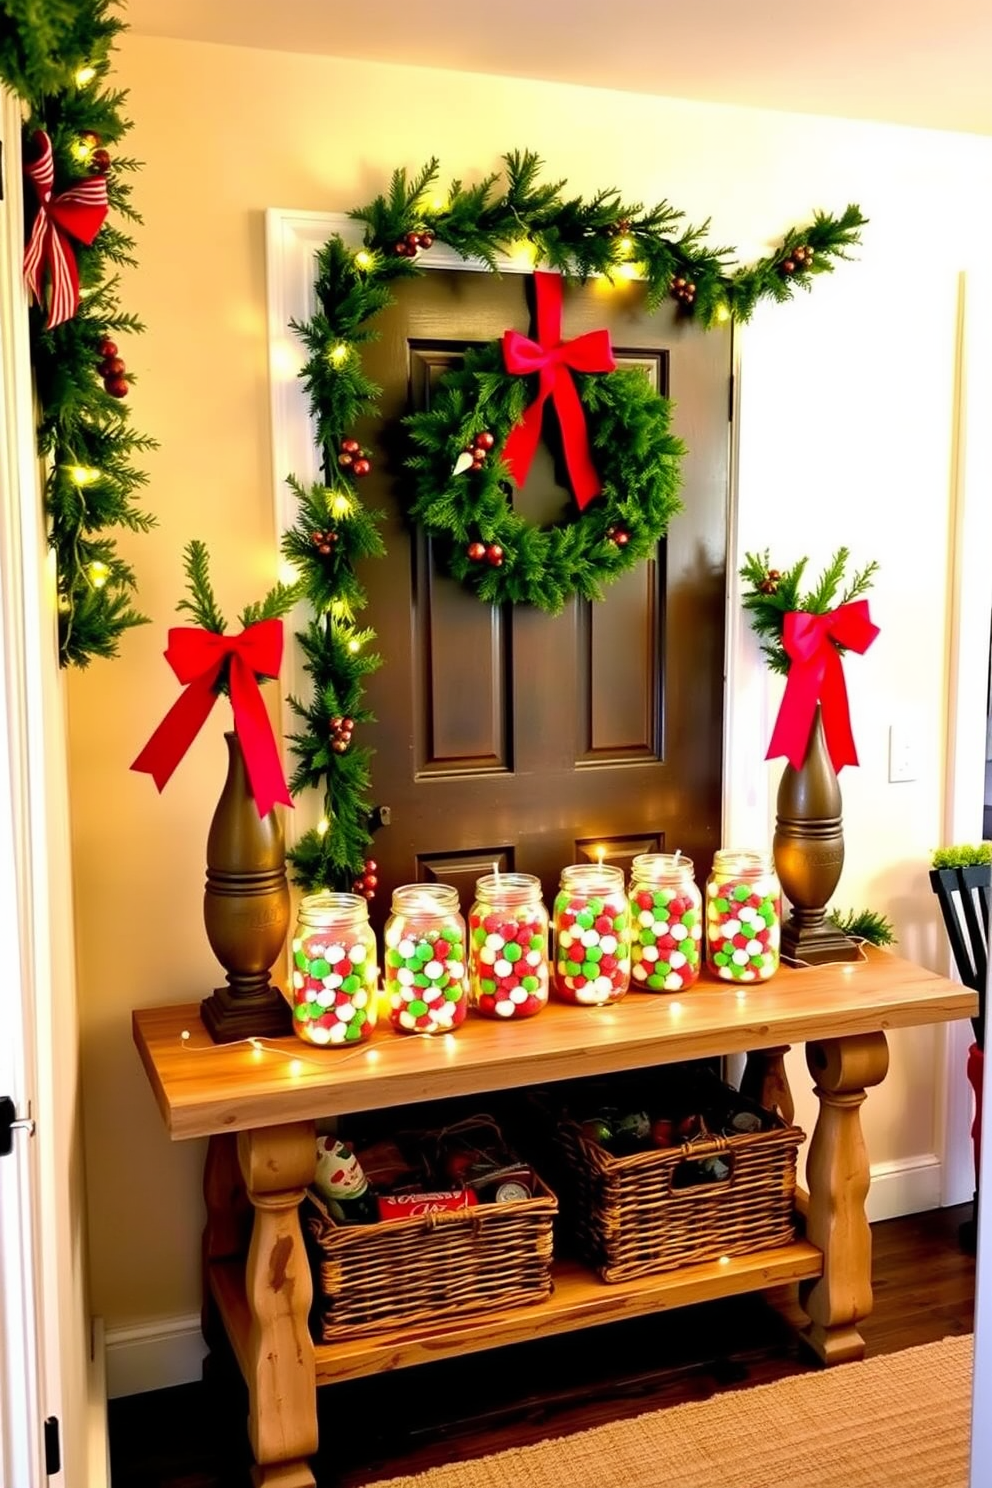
{"left": 556, "top": 1083, "right": 805, "bottom": 1283}
{"left": 305, "top": 1175, "right": 558, "bottom": 1341}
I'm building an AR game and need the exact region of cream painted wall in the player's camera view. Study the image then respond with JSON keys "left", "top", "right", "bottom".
{"left": 69, "top": 33, "right": 992, "bottom": 1350}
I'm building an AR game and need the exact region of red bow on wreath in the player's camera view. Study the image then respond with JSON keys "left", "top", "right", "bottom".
{"left": 502, "top": 270, "right": 616, "bottom": 510}
{"left": 131, "top": 620, "right": 292, "bottom": 819}
{"left": 23, "top": 130, "right": 108, "bottom": 330}
{"left": 766, "top": 601, "right": 880, "bottom": 773}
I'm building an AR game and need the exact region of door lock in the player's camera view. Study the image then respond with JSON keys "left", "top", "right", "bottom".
{"left": 0, "top": 1095, "right": 35, "bottom": 1156}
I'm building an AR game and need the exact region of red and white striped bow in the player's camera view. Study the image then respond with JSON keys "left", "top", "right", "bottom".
{"left": 23, "top": 130, "right": 108, "bottom": 329}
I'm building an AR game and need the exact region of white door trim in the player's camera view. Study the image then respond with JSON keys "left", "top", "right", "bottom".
{"left": 0, "top": 86, "right": 104, "bottom": 1485}
{"left": 0, "top": 85, "right": 48, "bottom": 1488}
{"left": 939, "top": 270, "right": 992, "bottom": 1208}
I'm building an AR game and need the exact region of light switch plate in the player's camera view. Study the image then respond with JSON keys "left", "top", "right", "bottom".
{"left": 888, "top": 723, "right": 917, "bottom": 783}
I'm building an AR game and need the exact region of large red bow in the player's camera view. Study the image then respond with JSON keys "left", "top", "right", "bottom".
{"left": 23, "top": 130, "right": 108, "bottom": 329}
{"left": 131, "top": 620, "right": 292, "bottom": 819}
{"left": 766, "top": 601, "right": 880, "bottom": 773}
{"left": 501, "top": 270, "right": 616, "bottom": 510}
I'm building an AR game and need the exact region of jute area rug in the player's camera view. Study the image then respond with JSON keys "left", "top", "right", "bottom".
{"left": 374, "top": 1334, "right": 972, "bottom": 1488}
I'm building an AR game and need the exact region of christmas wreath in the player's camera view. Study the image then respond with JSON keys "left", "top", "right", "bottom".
{"left": 405, "top": 271, "right": 684, "bottom": 612}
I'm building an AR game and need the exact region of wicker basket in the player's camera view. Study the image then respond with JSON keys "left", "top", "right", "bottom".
{"left": 305, "top": 1175, "right": 558, "bottom": 1341}
{"left": 555, "top": 1080, "right": 805, "bottom": 1283}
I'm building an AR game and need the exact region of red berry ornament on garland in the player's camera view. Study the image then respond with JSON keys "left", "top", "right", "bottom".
{"left": 90, "top": 148, "right": 111, "bottom": 175}
{"left": 97, "top": 334, "right": 128, "bottom": 397}
{"left": 466, "top": 541, "right": 487, "bottom": 562}
{"left": 329, "top": 715, "right": 354, "bottom": 754}
{"left": 780, "top": 245, "right": 813, "bottom": 277}
{"left": 353, "top": 858, "right": 378, "bottom": 900}
{"left": 671, "top": 275, "right": 696, "bottom": 307}
{"left": 311, "top": 529, "right": 338, "bottom": 556}
{"left": 393, "top": 228, "right": 435, "bottom": 258}
{"left": 338, "top": 437, "right": 372, "bottom": 477}
{"left": 486, "top": 544, "right": 504, "bottom": 567}
{"left": 607, "top": 525, "right": 630, "bottom": 547}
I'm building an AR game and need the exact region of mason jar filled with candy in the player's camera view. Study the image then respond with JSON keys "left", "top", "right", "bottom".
{"left": 553, "top": 863, "right": 630, "bottom": 1005}
{"left": 383, "top": 883, "right": 469, "bottom": 1035}
{"left": 469, "top": 872, "right": 549, "bottom": 1019}
{"left": 629, "top": 852, "right": 702, "bottom": 992}
{"left": 705, "top": 850, "right": 781, "bottom": 982}
{"left": 290, "top": 891, "right": 378, "bottom": 1045}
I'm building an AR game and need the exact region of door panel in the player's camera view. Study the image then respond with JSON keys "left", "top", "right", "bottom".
{"left": 356, "top": 269, "right": 730, "bottom": 925}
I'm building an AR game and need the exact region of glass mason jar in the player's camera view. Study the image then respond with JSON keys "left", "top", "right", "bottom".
{"left": 705, "top": 850, "right": 782, "bottom": 982}
{"left": 383, "top": 883, "right": 469, "bottom": 1035}
{"left": 290, "top": 891, "right": 379, "bottom": 1045}
{"left": 629, "top": 853, "right": 703, "bottom": 992}
{"left": 468, "top": 872, "right": 549, "bottom": 1019}
{"left": 553, "top": 863, "right": 630, "bottom": 1005}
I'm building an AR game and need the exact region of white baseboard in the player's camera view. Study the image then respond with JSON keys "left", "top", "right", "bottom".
{"left": 103, "top": 1313, "right": 207, "bottom": 1400}
{"left": 101, "top": 1155, "right": 947, "bottom": 1400}
{"left": 866, "top": 1153, "right": 943, "bottom": 1223}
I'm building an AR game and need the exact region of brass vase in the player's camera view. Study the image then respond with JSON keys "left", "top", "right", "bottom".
{"left": 200, "top": 731, "right": 293, "bottom": 1043}
{"left": 773, "top": 704, "right": 859, "bottom": 965}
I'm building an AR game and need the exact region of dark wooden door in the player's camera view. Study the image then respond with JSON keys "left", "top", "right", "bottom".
{"left": 357, "top": 269, "right": 730, "bottom": 924}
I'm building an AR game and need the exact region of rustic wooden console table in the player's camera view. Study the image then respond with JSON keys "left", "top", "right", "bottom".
{"left": 133, "top": 948, "right": 975, "bottom": 1487}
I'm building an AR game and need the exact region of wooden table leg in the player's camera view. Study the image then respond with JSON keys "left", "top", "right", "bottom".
{"left": 799, "top": 1032, "right": 889, "bottom": 1365}
{"left": 238, "top": 1121, "right": 318, "bottom": 1488}
{"left": 202, "top": 1133, "right": 253, "bottom": 1348}
{"left": 741, "top": 1045, "right": 795, "bottom": 1123}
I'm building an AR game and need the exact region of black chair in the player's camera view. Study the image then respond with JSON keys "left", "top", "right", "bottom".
{"left": 930, "top": 864, "right": 990, "bottom": 1045}
{"left": 929, "top": 862, "right": 990, "bottom": 1250}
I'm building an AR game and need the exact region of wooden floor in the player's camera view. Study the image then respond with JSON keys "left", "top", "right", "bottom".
{"left": 108, "top": 1204, "right": 976, "bottom": 1488}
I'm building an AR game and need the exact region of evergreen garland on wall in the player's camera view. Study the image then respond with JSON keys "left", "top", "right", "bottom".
{"left": 281, "top": 478, "right": 384, "bottom": 893}
{"left": 0, "top": 0, "right": 155, "bottom": 666}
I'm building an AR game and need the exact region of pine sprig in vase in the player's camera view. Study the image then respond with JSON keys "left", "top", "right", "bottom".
{"left": 175, "top": 538, "right": 301, "bottom": 693}
{"left": 739, "top": 546, "right": 879, "bottom": 675}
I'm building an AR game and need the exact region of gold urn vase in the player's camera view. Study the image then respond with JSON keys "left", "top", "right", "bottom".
{"left": 773, "top": 705, "right": 860, "bottom": 965}
{"left": 200, "top": 732, "right": 293, "bottom": 1042}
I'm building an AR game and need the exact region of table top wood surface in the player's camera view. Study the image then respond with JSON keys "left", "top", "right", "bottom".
{"left": 133, "top": 948, "right": 976, "bottom": 1140}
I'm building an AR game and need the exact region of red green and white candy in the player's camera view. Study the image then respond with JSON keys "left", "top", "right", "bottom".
{"left": 705, "top": 877, "right": 781, "bottom": 982}
{"left": 469, "top": 911, "right": 548, "bottom": 1019}
{"left": 553, "top": 890, "right": 630, "bottom": 1005}
{"left": 630, "top": 886, "right": 702, "bottom": 992}
{"left": 384, "top": 919, "right": 469, "bottom": 1035}
{"left": 291, "top": 931, "right": 378, "bottom": 1044}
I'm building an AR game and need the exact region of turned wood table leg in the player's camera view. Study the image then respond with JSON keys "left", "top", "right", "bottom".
{"left": 238, "top": 1121, "right": 318, "bottom": 1488}
{"left": 799, "top": 1032, "right": 889, "bottom": 1365}
{"left": 741, "top": 1046, "right": 795, "bottom": 1124}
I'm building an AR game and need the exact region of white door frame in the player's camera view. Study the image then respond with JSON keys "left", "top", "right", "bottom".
{"left": 0, "top": 85, "right": 48, "bottom": 1488}
{"left": 0, "top": 87, "right": 106, "bottom": 1486}
{"left": 939, "top": 270, "right": 992, "bottom": 1208}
